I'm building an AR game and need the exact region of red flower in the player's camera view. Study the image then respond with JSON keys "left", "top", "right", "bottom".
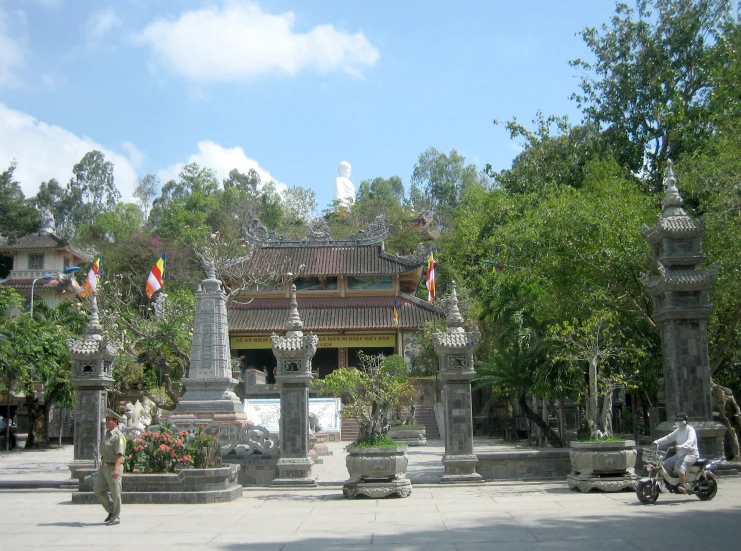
{"left": 175, "top": 439, "right": 183, "bottom": 447}
{"left": 170, "top": 451, "right": 176, "bottom": 458}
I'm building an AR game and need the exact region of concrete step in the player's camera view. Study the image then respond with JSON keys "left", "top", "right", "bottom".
{"left": 341, "top": 419, "right": 360, "bottom": 441}
{"left": 415, "top": 405, "right": 441, "bottom": 439}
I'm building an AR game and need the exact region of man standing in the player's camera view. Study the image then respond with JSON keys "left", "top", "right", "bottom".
{"left": 95, "top": 409, "right": 125, "bottom": 525}
{"left": 653, "top": 412, "right": 699, "bottom": 494}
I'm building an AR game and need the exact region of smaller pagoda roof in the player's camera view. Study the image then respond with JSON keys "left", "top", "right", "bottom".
{"left": 229, "top": 293, "right": 442, "bottom": 333}
{"left": 0, "top": 278, "right": 72, "bottom": 290}
{"left": 640, "top": 267, "right": 718, "bottom": 293}
{"left": 0, "top": 232, "right": 93, "bottom": 261}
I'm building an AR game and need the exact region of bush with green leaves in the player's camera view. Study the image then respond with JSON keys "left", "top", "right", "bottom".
{"left": 314, "top": 352, "right": 415, "bottom": 443}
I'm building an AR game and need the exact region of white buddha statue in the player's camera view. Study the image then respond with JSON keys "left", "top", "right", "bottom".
{"left": 333, "top": 161, "right": 356, "bottom": 213}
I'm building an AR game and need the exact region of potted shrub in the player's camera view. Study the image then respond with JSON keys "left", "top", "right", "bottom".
{"left": 548, "top": 312, "right": 643, "bottom": 491}
{"left": 315, "top": 352, "right": 415, "bottom": 498}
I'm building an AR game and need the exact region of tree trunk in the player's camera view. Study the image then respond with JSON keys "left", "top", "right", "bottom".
{"left": 711, "top": 382, "right": 741, "bottom": 460}
{"left": 558, "top": 394, "right": 566, "bottom": 444}
{"left": 503, "top": 398, "right": 518, "bottom": 442}
{"left": 23, "top": 389, "right": 45, "bottom": 448}
{"left": 518, "top": 394, "right": 563, "bottom": 448}
{"left": 587, "top": 356, "right": 599, "bottom": 438}
{"left": 599, "top": 382, "right": 615, "bottom": 436}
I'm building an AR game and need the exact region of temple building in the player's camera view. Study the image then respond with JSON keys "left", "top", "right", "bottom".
{"left": 0, "top": 211, "right": 92, "bottom": 308}
{"left": 230, "top": 217, "right": 442, "bottom": 379}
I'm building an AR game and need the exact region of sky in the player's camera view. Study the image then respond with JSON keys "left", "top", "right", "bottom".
{"left": 0, "top": 0, "right": 620, "bottom": 215}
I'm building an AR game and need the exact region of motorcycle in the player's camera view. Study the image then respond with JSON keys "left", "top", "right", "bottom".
{"left": 636, "top": 445, "right": 722, "bottom": 504}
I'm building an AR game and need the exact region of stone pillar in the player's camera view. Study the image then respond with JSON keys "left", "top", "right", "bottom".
{"left": 433, "top": 282, "right": 483, "bottom": 483}
{"left": 640, "top": 162, "right": 726, "bottom": 456}
{"left": 271, "top": 285, "right": 318, "bottom": 486}
{"left": 169, "top": 263, "right": 248, "bottom": 427}
{"left": 66, "top": 292, "right": 119, "bottom": 478}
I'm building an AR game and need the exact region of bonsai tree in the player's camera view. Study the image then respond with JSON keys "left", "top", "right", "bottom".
{"left": 548, "top": 311, "right": 643, "bottom": 440}
{"left": 315, "top": 352, "right": 415, "bottom": 445}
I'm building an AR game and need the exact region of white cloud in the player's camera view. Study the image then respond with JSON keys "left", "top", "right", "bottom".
{"left": 137, "top": 1, "right": 379, "bottom": 82}
{"left": 158, "top": 141, "right": 285, "bottom": 194}
{"left": 86, "top": 7, "right": 121, "bottom": 46}
{"left": 0, "top": 103, "right": 139, "bottom": 202}
{"left": 0, "top": 7, "right": 27, "bottom": 87}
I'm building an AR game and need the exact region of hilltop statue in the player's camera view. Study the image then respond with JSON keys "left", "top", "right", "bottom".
{"left": 333, "top": 161, "right": 355, "bottom": 213}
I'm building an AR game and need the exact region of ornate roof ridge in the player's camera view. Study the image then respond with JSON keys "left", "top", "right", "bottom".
{"left": 241, "top": 215, "right": 390, "bottom": 247}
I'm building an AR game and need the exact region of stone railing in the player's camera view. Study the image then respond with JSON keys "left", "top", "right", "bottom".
{"left": 475, "top": 448, "right": 572, "bottom": 481}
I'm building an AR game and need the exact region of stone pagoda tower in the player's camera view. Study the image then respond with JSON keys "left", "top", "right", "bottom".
{"left": 641, "top": 161, "right": 725, "bottom": 456}
{"left": 433, "top": 282, "right": 483, "bottom": 483}
{"left": 169, "top": 262, "right": 248, "bottom": 425}
{"left": 271, "top": 284, "right": 318, "bottom": 486}
{"left": 67, "top": 292, "right": 119, "bottom": 478}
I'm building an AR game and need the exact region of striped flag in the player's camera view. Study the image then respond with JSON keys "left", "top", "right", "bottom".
{"left": 81, "top": 257, "right": 100, "bottom": 296}
{"left": 425, "top": 247, "right": 436, "bottom": 304}
{"left": 145, "top": 253, "right": 166, "bottom": 299}
{"left": 393, "top": 296, "right": 399, "bottom": 327}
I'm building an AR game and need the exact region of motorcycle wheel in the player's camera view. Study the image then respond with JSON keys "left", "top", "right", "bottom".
{"left": 636, "top": 480, "right": 659, "bottom": 504}
{"left": 695, "top": 472, "right": 718, "bottom": 501}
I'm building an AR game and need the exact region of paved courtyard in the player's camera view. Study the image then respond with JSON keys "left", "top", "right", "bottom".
{"left": 1, "top": 442, "right": 741, "bottom": 551}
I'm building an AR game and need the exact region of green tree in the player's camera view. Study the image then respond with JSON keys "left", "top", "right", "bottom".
{"left": 411, "top": 147, "right": 488, "bottom": 228}
{"left": 134, "top": 174, "right": 160, "bottom": 224}
{"left": 0, "top": 288, "right": 87, "bottom": 447}
{"left": 0, "top": 162, "right": 41, "bottom": 239}
{"left": 571, "top": 0, "right": 735, "bottom": 189}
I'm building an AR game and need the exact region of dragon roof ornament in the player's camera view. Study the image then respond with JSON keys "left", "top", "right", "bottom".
{"left": 241, "top": 215, "right": 390, "bottom": 247}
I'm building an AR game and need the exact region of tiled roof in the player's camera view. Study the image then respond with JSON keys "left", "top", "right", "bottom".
{"left": 229, "top": 293, "right": 443, "bottom": 332}
{"left": 243, "top": 244, "right": 426, "bottom": 277}
{"left": 659, "top": 216, "right": 704, "bottom": 234}
{"left": 0, "top": 233, "right": 93, "bottom": 261}
{"left": 0, "top": 278, "right": 70, "bottom": 290}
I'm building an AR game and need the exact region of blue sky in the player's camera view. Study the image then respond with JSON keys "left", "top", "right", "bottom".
{"left": 0, "top": 0, "right": 619, "bottom": 214}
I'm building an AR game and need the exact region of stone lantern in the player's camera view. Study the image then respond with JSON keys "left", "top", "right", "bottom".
{"left": 640, "top": 161, "right": 725, "bottom": 456}
{"left": 433, "top": 282, "right": 483, "bottom": 483}
{"left": 271, "top": 284, "right": 318, "bottom": 486}
{"left": 67, "top": 292, "right": 119, "bottom": 479}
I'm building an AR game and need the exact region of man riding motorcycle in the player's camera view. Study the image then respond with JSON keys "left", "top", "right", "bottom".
{"left": 652, "top": 412, "right": 699, "bottom": 495}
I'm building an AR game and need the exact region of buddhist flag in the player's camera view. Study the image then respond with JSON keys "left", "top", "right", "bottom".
{"left": 494, "top": 247, "right": 504, "bottom": 272}
{"left": 81, "top": 257, "right": 100, "bottom": 296}
{"left": 426, "top": 247, "right": 436, "bottom": 304}
{"left": 393, "top": 296, "right": 399, "bottom": 328}
{"left": 145, "top": 253, "right": 166, "bottom": 299}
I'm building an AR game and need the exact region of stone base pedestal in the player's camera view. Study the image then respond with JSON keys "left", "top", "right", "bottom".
{"left": 343, "top": 478, "right": 412, "bottom": 498}
{"left": 567, "top": 472, "right": 640, "bottom": 492}
{"left": 272, "top": 457, "right": 316, "bottom": 487}
{"left": 654, "top": 420, "right": 726, "bottom": 459}
{"left": 387, "top": 427, "right": 427, "bottom": 446}
{"left": 68, "top": 460, "right": 97, "bottom": 481}
{"left": 72, "top": 465, "right": 243, "bottom": 504}
{"left": 440, "top": 454, "right": 484, "bottom": 483}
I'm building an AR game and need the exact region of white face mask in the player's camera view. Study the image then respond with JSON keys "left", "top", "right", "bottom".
{"left": 678, "top": 420, "right": 688, "bottom": 427}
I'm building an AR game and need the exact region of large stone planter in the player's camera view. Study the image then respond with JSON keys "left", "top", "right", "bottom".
{"left": 387, "top": 426, "right": 427, "bottom": 446}
{"left": 343, "top": 445, "right": 411, "bottom": 498}
{"left": 72, "top": 464, "right": 242, "bottom": 504}
{"left": 567, "top": 440, "right": 639, "bottom": 492}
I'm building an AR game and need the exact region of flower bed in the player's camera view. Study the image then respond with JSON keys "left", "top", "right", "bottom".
{"left": 124, "top": 423, "right": 221, "bottom": 473}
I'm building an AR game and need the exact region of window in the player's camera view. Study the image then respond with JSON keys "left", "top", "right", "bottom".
{"left": 29, "top": 254, "right": 44, "bottom": 270}
{"left": 347, "top": 276, "right": 393, "bottom": 291}
{"left": 294, "top": 276, "right": 338, "bottom": 291}
{"left": 64, "top": 257, "right": 70, "bottom": 270}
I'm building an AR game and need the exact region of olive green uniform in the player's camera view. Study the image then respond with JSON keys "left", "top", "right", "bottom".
{"left": 94, "top": 427, "right": 125, "bottom": 521}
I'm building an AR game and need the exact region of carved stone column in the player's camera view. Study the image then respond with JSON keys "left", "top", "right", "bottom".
{"left": 433, "top": 282, "right": 483, "bottom": 483}
{"left": 641, "top": 162, "right": 726, "bottom": 456}
{"left": 271, "top": 284, "right": 318, "bottom": 486}
{"left": 66, "top": 292, "right": 119, "bottom": 478}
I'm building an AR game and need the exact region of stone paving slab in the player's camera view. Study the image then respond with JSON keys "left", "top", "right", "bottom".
{"left": 1, "top": 478, "right": 740, "bottom": 550}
